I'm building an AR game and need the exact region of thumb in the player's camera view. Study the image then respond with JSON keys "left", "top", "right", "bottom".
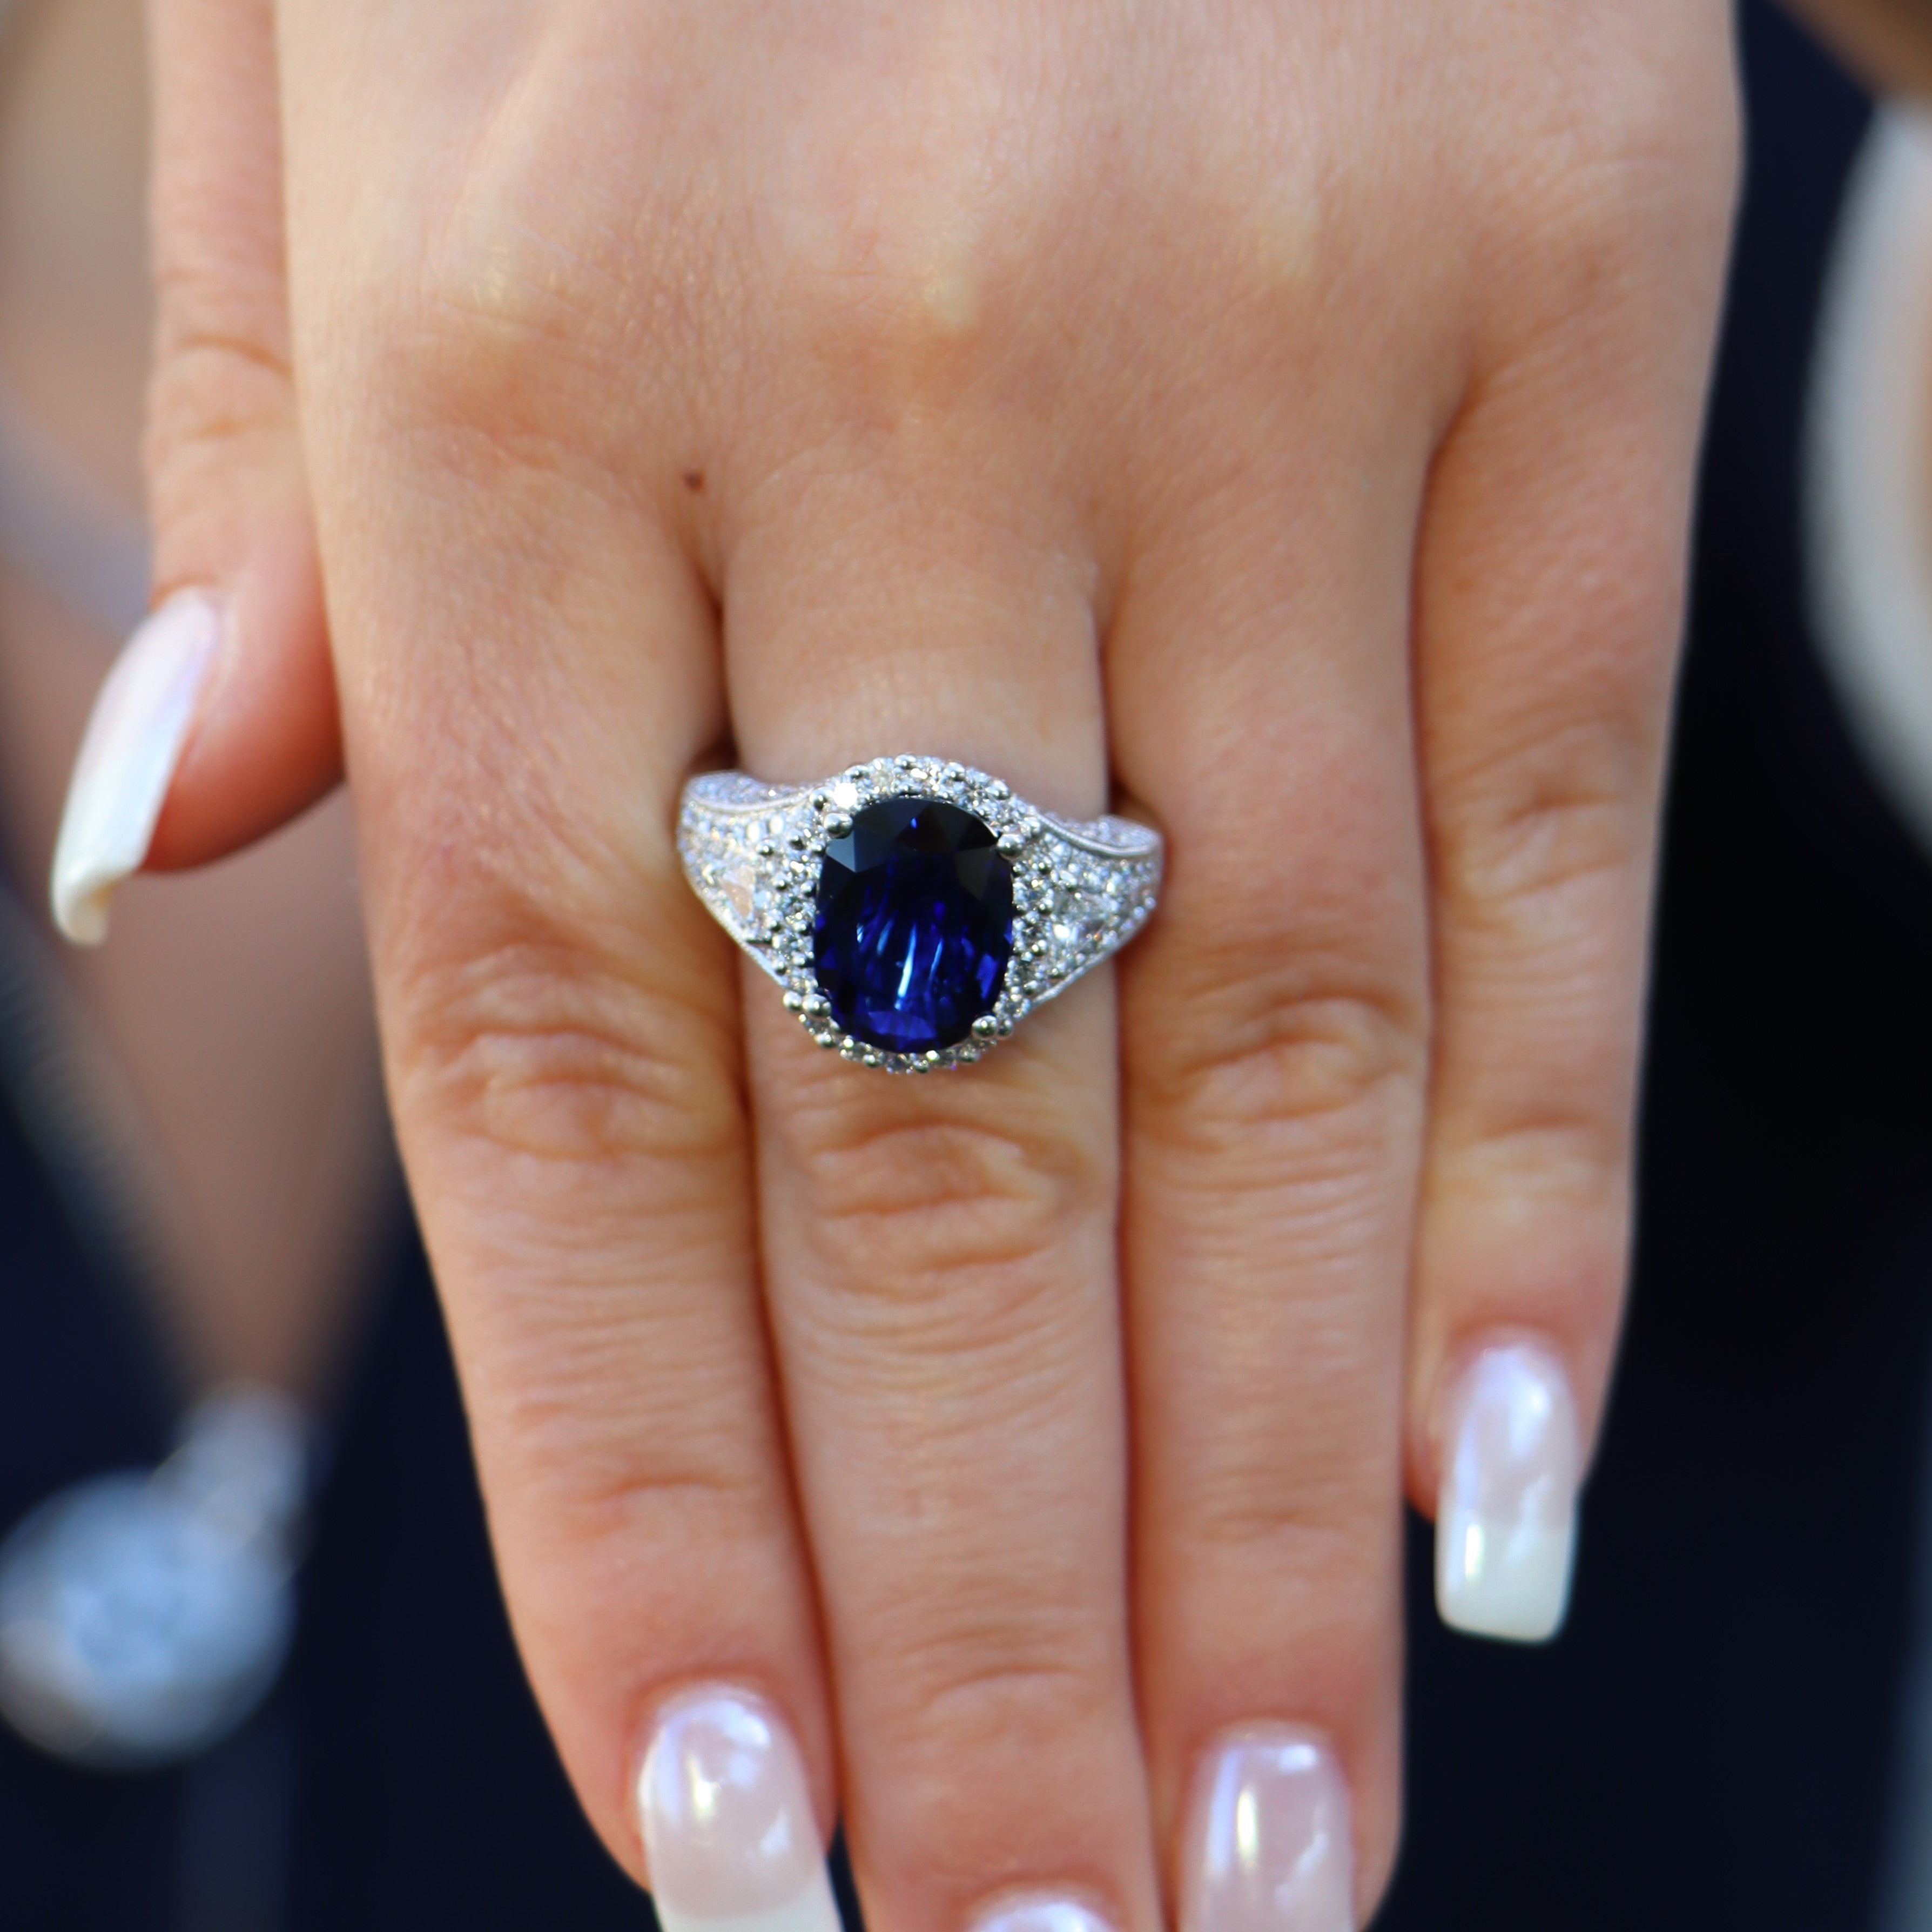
{"left": 52, "top": 0, "right": 336, "bottom": 945}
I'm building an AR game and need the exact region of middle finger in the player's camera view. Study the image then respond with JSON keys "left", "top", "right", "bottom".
{"left": 719, "top": 316, "right": 1153, "bottom": 1932}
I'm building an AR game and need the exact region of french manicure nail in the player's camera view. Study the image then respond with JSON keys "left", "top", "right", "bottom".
{"left": 1182, "top": 1727, "right": 1354, "bottom": 1932}
{"left": 50, "top": 588, "right": 224, "bottom": 946}
{"left": 970, "top": 1899, "right": 1118, "bottom": 1932}
{"left": 1435, "top": 1339, "right": 1580, "bottom": 1643}
{"left": 637, "top": 1686, "right": 840, "bottom": 1932}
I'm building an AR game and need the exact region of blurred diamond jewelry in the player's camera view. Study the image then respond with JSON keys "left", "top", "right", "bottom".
{"left": 0, "top": 1385, "right": 308, "bottom": 1769}
{"left": 680, "top": 756, "right": 1162, "bottom": 1069}
{"left": 0, "top": 866, "right": 315, "bottom": 1771}
{"left": 1807, "top": 106, "right": 1932, "bottom": 864}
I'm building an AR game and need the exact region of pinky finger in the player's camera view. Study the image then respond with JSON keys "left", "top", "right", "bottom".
{"left": 1406, "top": 112, "right": 1736, "bottom": 1641}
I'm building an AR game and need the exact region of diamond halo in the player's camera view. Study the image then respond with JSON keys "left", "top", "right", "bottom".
{"left": 678, "top": 755, "right": 1163, "bottom": 1071}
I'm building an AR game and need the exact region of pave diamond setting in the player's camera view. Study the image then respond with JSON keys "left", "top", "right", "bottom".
{"left": 679, "top": 756, "right": 1162, "bottom": 1071}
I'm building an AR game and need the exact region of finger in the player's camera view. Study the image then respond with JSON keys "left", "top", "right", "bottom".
{"left": 273, "top": 30, "right": 838, "bottom": 1907}
{"left": 1405, "top": 70, "right": 1736, "bottom": 1645}
{"left": 1110, "top": 388, "right": 1432, "bottom": 1923}
{"left": 52, "top": 0, "right": 334, "bottom": 947}
{"left": 320, "top": 463, "right": 833, "bottom": 1905}
{"left": 723, "top": 396, "right": 1159, "bottom": 1931}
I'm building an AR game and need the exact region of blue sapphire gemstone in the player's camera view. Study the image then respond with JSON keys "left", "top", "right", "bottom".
{"left": 813, "top": 796, "right": 1014, "bottom": 1054}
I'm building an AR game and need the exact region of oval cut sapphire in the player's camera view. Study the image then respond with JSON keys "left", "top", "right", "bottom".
{"left": 813, "top": 796, "right": 1014, "bottom": 1054}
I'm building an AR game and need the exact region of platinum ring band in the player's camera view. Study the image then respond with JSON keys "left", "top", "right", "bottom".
{"left": 678, "top": 755, "right": 1163, "bottom": 1071}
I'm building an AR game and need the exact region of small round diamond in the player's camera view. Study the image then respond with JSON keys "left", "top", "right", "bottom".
{"left": 812, "top": 797, "right": 1014, "bottom": 1054}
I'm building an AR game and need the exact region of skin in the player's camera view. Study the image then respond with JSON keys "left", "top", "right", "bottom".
{"left": 130, "top": 0, "right": 1747, "bottom": 1923}
{"left": 1785, "top": 0, "right": 1932, "bottom": 95}
{"left": 0, "top": 0, "right": 383, "bottom": 1399}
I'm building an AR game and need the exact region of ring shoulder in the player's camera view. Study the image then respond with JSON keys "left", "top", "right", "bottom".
{"left": 676, "top": 779, "right": 813, "bottom": 983}
{"left": 1040, "top": 810, "right": 1163, "bottom": 863}
{"left": 1020, "top": 814, "right": 1163, "bottom": 1007}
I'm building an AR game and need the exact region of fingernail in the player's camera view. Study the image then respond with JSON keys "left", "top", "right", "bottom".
{"left": 970, "top": 1899, "right": 1118, "bottom": 1932}
{"left": 1182, "top": 1727, "right": 1354, "bottom": 1932}
{"left": 637, "top": 1685, "right": 840, "bottom": 1932}
{"left": 50, "top": 588, "right": 224, "bottom": 946}
{"left": 1435, "top": 1339, "right": 1580, "bottom": 1643}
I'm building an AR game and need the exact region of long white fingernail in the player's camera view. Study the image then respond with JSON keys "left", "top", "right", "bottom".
{"left": 637, "top": 1686, "right": 840, "bottom": 1932}
{"left": 970, "top": 1897, "right": 1119, "bottom": 1932}
{"left": 1182, "top": 1727, "right": 1355, "bottom": 1932}
{"left": 1435, "top": 1339, "right": 1580, "bottom": 1643}
{"left": 50, "top": 589, "right": 223, "bottom": 946}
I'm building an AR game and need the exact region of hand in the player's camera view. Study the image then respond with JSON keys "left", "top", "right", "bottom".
{"left": 72, "top": 4, "right": 1735, "bottom": 1924}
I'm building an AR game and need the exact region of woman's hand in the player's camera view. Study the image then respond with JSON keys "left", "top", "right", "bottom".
{"left": 75, "top": 3, "right": 1735, "bottom": 1924}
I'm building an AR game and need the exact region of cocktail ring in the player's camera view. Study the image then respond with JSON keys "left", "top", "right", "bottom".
{"left": 678, "top": 755, "right": 1163, "bottom": 1071}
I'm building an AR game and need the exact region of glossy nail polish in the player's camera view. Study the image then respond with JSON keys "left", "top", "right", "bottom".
{"left": 1435, "top": 1340, "right": 1580, "bottom": 1642}
{"left": 970, "top": 1899, "right": 1117, "bottom": 1932}
{"left": 1182, "top": 1727, "right": 1354, "bottom": 1932}
{"left": 637, "top": 1686, "right": 839, "bottom": 1932}
{"left": 50, "top": 588, "right": 223, "bottom": 945}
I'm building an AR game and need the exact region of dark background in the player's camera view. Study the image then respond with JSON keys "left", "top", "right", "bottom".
{"left": 0, "top": 5, "right": 1923, "bottom": 1927}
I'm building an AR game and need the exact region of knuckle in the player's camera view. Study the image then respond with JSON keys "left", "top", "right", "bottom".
{"left": 875, "top": 1584, "right": 1115, "bottom": 1753}
{"left": 342, "top": 211, "right": 647, "bottom": 476}
{"left": 906, "top": 1645, "right": 1111, "bottom": 1757}
{"left": 775, "top": 1067, "right": 1113, "bottom": 1298}
{"left": 404, "top": 247, "right": 584, "bottom": 422}
{"left": 1470, "top": 21, "right": 1738, "bottom": 315}
{"left": 505, "top": 1384, "right": 772, "bottom": 1546}
{"left": 1538, "top": 76, "right": 1739, "bottom": 290}
{"left": 145, "top": 262, "right": 294, "bottom": 494}
{"left": 371, "top": 127, "right": 720, "bottom": 460}
{"left": 1137, "top": 956, "right": 1426, "bottom": 1154}
{"left": 850, "top": 1618, "right": 1119, "bottom": 1888}
{"left": 1173, "top": 1383, "right": 1391, "bottom": 1559}
{"left": 1439, "top": 721, "right": 1653, "bottom": 930}
{"left": 150, "top": 221, "right": 291, "bottom": 377}
{"left": 1180, "top": 1502, "right": 1385, "bottom": 1634}
{"left": 515, "top": 1404, "right": 761, "bottom": 1543}
{"left": 1439, "top": 1111, "right": 1631, "bottom": 1213}
{"left": 395, "top": 926, "right": 741, "bottom": 1174}
{"left": 771, "top": 42, "right": 1066, "bottom": 392}
{"left": 354, "top": 279, "right": 587, "bottom": 480}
